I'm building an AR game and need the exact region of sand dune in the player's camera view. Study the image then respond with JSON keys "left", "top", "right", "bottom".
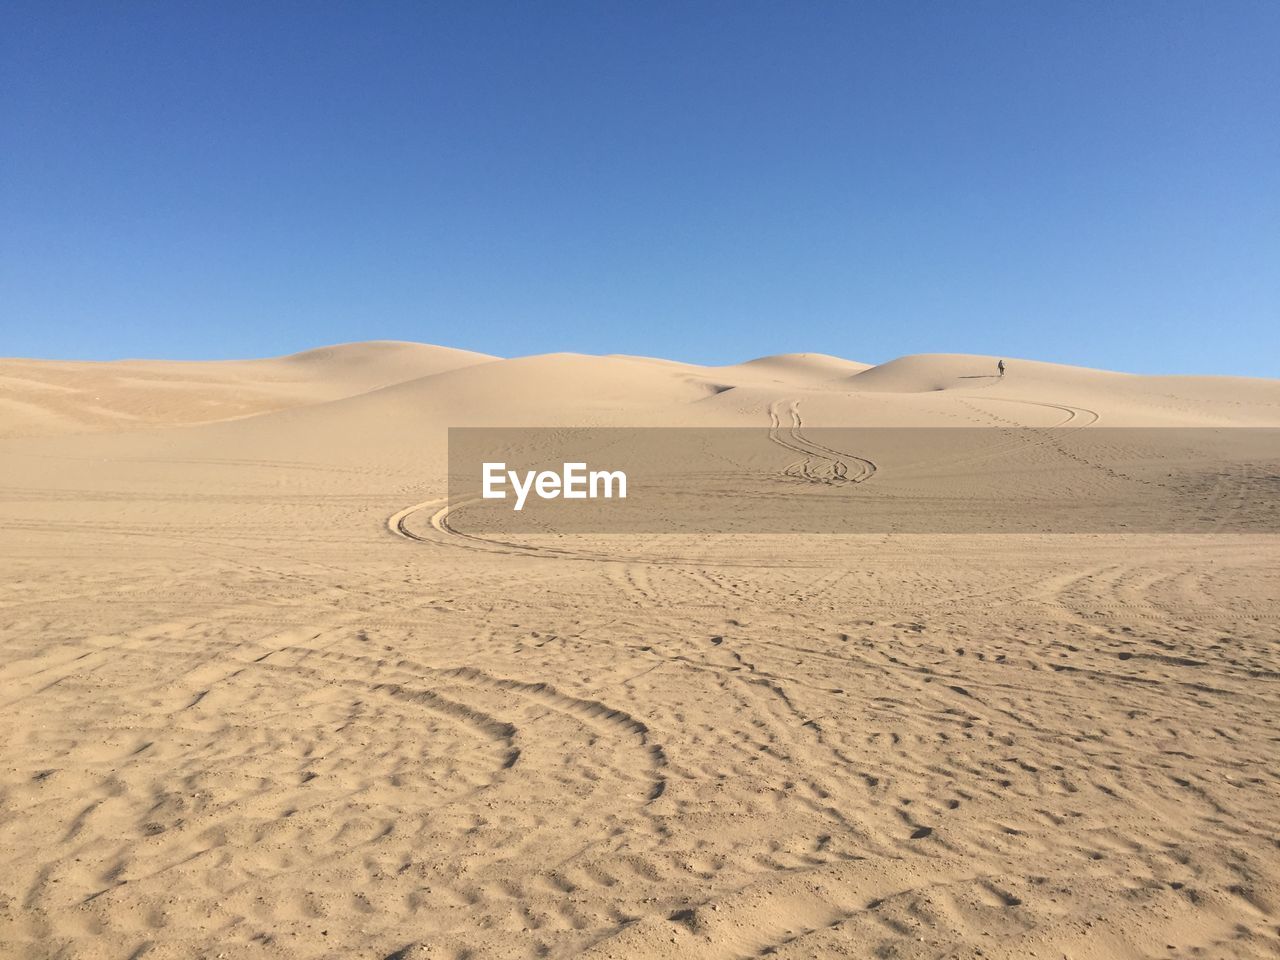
{"left": 714, "top": 352, "right": 872, "bottom": 385}
{"left": 6, "top": 344, "right": 1278, "bottom": 443}
{"left": 0, "top": 340, "right": 495, "bottom": 438}
{"left": 1, "top": 342, "right": 1278, "bottom": 959}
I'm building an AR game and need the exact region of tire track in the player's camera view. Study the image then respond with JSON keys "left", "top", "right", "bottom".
{"left": 768, "top": 399, "right": 877, "bottom": 485}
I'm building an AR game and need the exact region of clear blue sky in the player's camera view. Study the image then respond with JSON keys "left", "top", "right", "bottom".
{"left": 3, "top": 2, "right": 1277, "bottom": 375}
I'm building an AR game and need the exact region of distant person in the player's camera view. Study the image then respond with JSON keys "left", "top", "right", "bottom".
{"left": 997, "top": 359, "right": 1005, "bottom": 377}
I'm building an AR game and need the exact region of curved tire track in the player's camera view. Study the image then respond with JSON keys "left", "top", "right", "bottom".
{"left": 768, "top": 399, "right": 877, "bottom": 485}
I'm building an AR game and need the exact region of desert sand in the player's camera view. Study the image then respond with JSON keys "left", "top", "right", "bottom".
{"left": 1, "top": 342, "right": 1277, "bottom": 959}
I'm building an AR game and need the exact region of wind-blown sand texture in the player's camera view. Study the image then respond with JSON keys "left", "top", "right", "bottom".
{"left": 1, "top": 342, "right": 1277, "bottom": 960}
